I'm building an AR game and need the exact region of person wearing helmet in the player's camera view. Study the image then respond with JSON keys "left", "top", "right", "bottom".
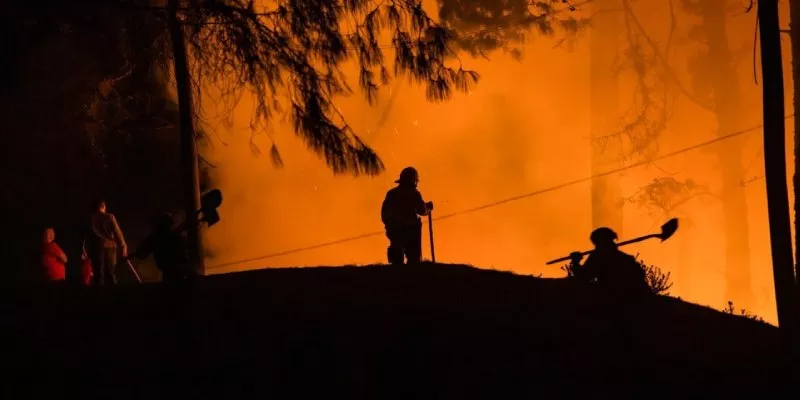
{"left": 568, "top": 227, "right": 649, "bottom": 297}
{"left": 134, "top": 212, "right": 195, "bottom": 284}
{"left": 381, "top": 167, "right": 433, "bottom": 265}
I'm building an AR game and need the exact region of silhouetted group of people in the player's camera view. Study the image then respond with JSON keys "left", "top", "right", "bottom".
{"left": 40, "top": 199, "right": 195, "bottom": 285}
{"left": 382, "top": 166, "right": 651, "bottom": 298}
{"left": 42, "top": 165, "right": 650, "bottom": 296}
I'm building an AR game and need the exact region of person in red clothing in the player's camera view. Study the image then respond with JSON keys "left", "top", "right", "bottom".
{"left": 41, "top": 227, "right": 67, "bottom": 282}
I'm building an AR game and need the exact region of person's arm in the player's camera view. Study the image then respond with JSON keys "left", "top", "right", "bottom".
{"left": 415, "top": 191, "right": 431, "bottom": 216}
{"left": 381, "top": 193, "right": 392, "bottom": 226}
{"left": 54, "top": 243, "right": 68, "bottom": 264}
{"left": 110, "top": 215, "right": 128, "bottom": 256}
{"left": 576, "top": 254, "right": 598, "bottom": 281}
{"left": 45, "top": 243, "right": 68, "bottom": 264}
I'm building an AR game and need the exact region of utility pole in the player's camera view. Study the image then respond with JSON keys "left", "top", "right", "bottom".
{"left": 757, "top": 0, "right": 797, "bottom": 338}
{"left": 167, "top": 0, "right": 205, "bottom": 274}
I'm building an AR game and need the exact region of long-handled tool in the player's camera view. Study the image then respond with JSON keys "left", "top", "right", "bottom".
{"left": 545, "top": 218, "right": 679, "bottom": 265}
{"left": 428, "top": 212, "right": 436, "bottom": 264}
{"left": 125, "top": 259, "right": 143, "bottom": 283}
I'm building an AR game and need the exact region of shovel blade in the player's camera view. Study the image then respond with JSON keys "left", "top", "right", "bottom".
{"left": 659, "top": 218, "right": 679, "bottom": 241}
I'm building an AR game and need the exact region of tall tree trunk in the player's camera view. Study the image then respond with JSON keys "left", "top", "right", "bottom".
{"left": 699, "top": 0, "right": 754, "bottom": 308}
{"left": 757, "top": 0, "right": 797, "bottom": 334}
{"left": 790, "top": 0, "right": 800, "bottom": 290}
{"left": 590, "top": 0, "right": 623, "bottom": 232}
{"left": 168, "top": 0, "right": 205, "bottom": 274}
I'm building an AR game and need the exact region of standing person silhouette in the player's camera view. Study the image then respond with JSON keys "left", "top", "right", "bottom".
{"left": 86, "top": 200, "right": 127, "bottom": 285}
{"left": 381, "top": 167, "right": 433, "bottom": 265}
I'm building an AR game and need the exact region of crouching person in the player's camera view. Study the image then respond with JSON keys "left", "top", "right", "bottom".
{"left": 135, "top": 213, "right": 196, "bottom": 284}
{"left": 568, "top": 227, "right": 651, "bottom": 300}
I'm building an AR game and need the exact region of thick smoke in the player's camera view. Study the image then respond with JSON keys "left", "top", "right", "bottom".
{"left": 193, "top": 0, "right": 793, "bottom": 325}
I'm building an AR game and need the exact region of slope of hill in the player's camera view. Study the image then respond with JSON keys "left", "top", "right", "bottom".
{"left": 1, "top": 264, "right": 791, "bottom": 397}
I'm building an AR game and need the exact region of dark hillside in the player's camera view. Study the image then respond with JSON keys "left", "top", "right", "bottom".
{"left": 1, "top": 264, "right": 790, "bottom": 398}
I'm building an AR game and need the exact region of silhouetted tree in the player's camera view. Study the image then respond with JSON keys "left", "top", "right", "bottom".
{"left": 362, "top": 1, "right": 587, "bottom": 140}
{"left": 623, "top": 176, "right": 710, "bottom": 291}
{"left": 617, "top": 0, "right": 757, "bottom": 306}
{"left": 436, "top": 0, "right": 588, "bottom": 58}
{"left": 679, "top": 0, "right": 755, "bottom": 307}
{"left": 590, "top": 0, "right": 679, "bottom": 236}
{"left": 790, "top": 1, "right": 800, "bottom": 290}
{"left": 147, "top": 0, "right": 480, "bottom": 176}
{"left": 756, "top": 0, "right": 797, "bottom": 333}
{"left": 589, "top": 0, "right": 624, "bottom": 233}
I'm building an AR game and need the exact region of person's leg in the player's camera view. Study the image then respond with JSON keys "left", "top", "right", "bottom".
{"left": 91, "top": 250, "right": 105, "bottom": 286}
{"left": 405, "top": 225, "right": 423, "bottom": 265}
{"left": 386, "top": 230, "right": 404, "bottom": 265}
{"left": 105, "top": 248, "right": 118, "bottom": 285}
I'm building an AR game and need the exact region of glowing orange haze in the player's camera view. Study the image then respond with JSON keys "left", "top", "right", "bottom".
{"left": 185, "top": 1, "right": 796, "bottom": 325}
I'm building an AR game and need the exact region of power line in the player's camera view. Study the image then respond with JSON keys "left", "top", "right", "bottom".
{"left": 207, "top": 115, "right": 793, "bottom": 271}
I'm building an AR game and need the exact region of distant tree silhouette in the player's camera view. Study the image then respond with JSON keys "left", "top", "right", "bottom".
{"left": 310, "top": 0, "right": 587, "bottom": 152}
{"left": 623, "top": 177, "right": 710, "bottom": 292}
{"left": 589, "top": 0, "right": 624, "bottom": 235}
{"left": 680, "top": 0, "right": 755, "bottom": 307}
{"left": 436, "top": 0, "right": 588, "bottom": 58}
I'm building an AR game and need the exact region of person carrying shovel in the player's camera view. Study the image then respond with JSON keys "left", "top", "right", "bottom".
{"left": 548, "top": 219, "right": 679, "bottom": 299}
{"left": 567, "top": 227, "right": 650, "bottom": 299}
{"left": 381, "top": 167, "right": 433, "bottom": 265}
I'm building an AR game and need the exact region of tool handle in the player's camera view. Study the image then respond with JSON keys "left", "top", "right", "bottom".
{"left": 545, "top": 250, "right": 591, "bottom": 265}
{"left": 428, "top": 212, "right": 436, "bottom": 264}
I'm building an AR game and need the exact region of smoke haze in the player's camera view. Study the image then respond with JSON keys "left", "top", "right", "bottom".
{"left": 190, "top": 0, "right": 796, "bottom": 325}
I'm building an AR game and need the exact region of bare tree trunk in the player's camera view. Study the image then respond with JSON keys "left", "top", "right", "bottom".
{"left": 590, "top": 0, "right": 623, "bottom": 232}
{"left": 790, "top": 0, "right": 800, "bottom": 290}
{"left": 698, "top": 0, "right": 753, "bottom": 308}
{"left": 757, "top": 0, "right": 797, "bottom": 334}
{"left": 168, "top": 0, "right": 205, "bottom": 274}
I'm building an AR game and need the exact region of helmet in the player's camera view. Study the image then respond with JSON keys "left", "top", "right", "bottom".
{"left": 395, "top": 167, "right": 419, "bottom": 185}
{"left": 590, "top": 227, "right": 618, "bottom": 246}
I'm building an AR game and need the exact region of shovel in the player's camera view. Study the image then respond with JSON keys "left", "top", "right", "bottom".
{"left": 545, "top": 218, "right": 679, "bottom": 265}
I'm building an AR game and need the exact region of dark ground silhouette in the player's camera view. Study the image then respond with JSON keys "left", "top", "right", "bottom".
{"left": 1, "top": 264, "right": 791, "bottom": 398}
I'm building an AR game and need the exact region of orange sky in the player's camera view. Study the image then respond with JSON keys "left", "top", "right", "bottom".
{"left": 183, "top": 0, "right": 797, "bottom": 325}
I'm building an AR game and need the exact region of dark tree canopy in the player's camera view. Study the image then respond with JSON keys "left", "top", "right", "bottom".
{"left": 158, "top": 0, "right": 480, "bottom": 176}
{"left": 437, "top": 0, "right": 588, "bottom": 57}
